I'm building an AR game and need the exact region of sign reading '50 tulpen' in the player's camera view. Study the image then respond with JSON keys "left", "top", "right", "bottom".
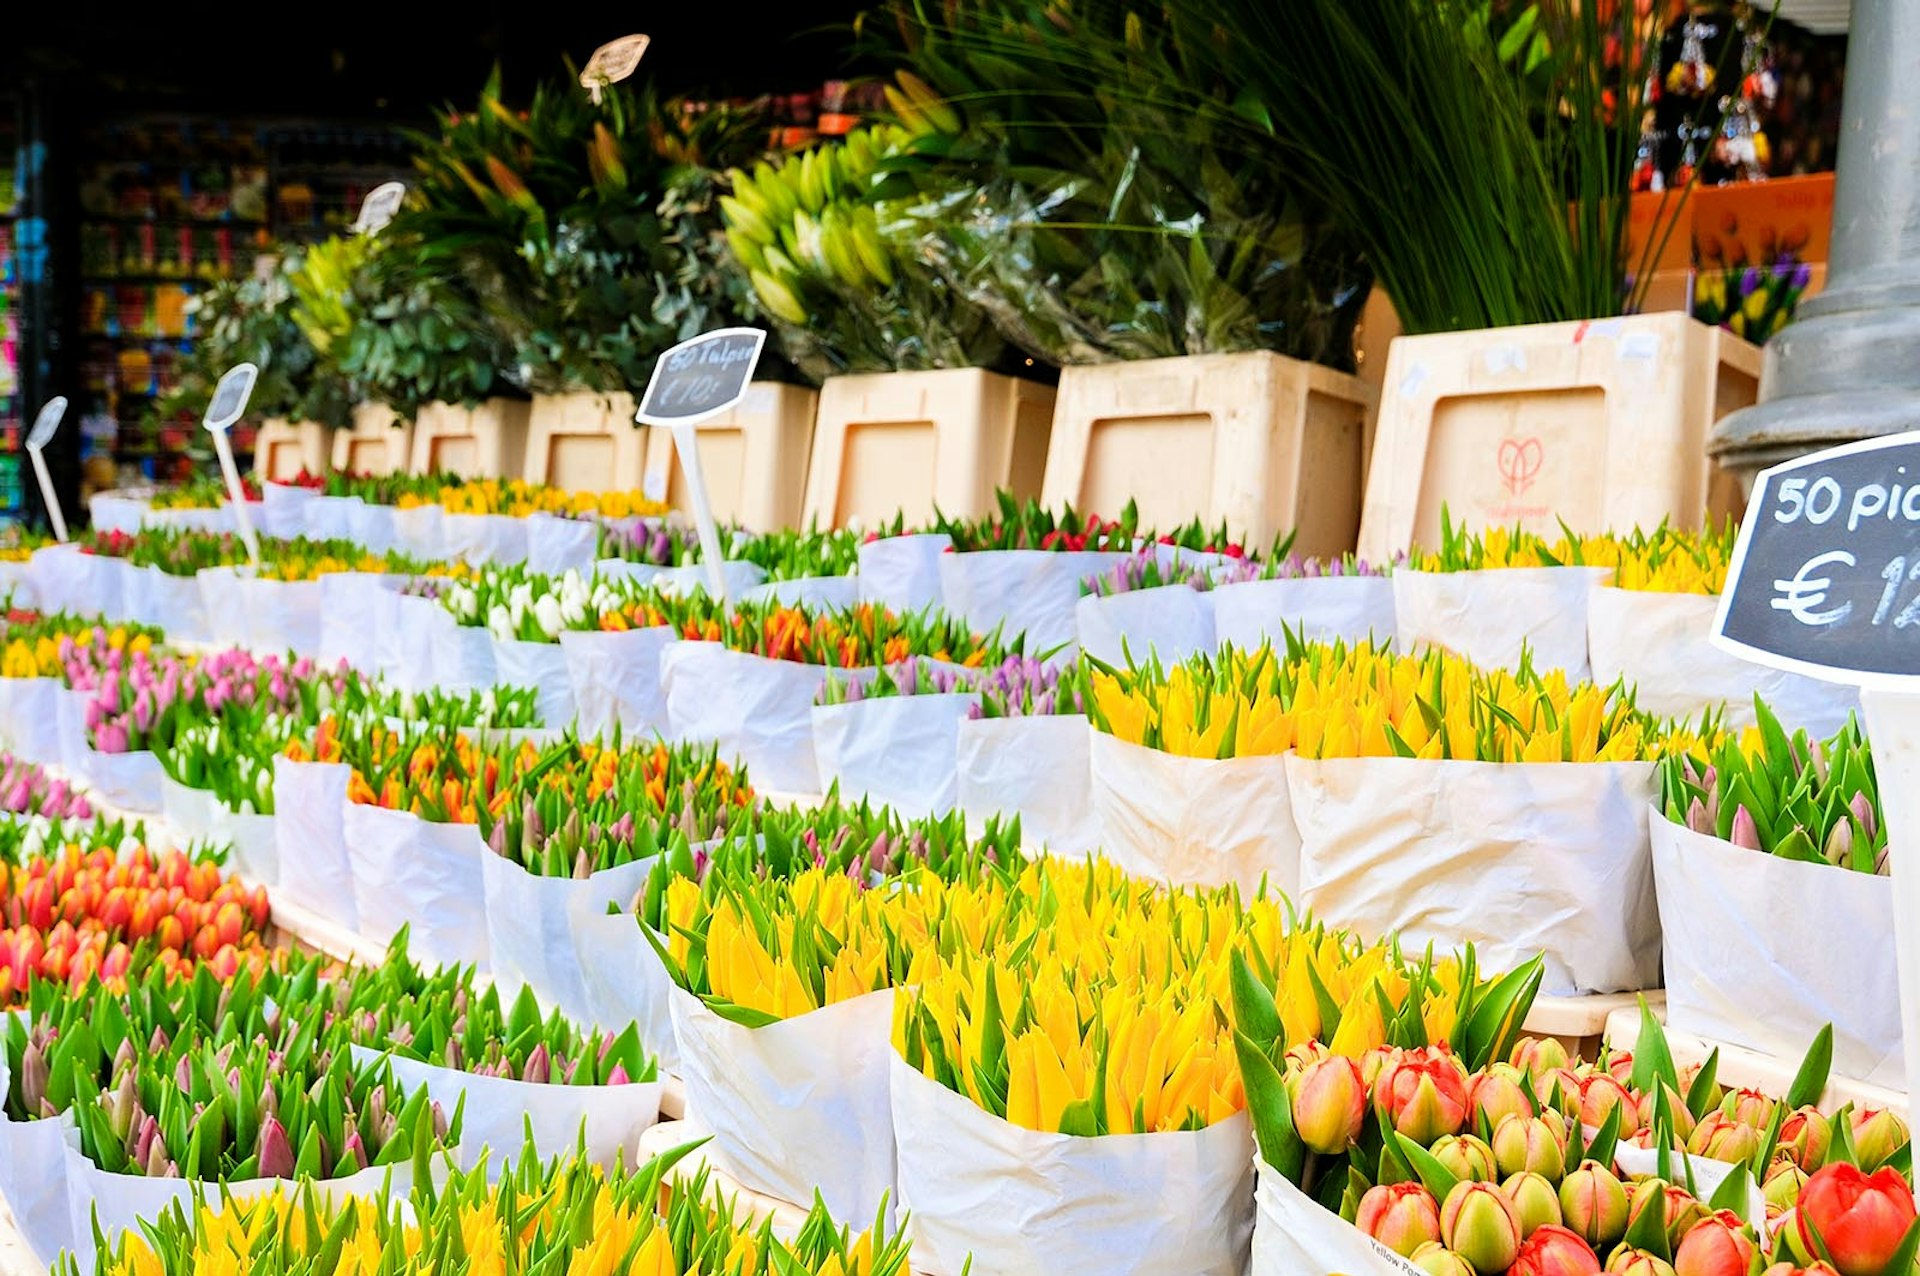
{"left": 1715, "top": 430, "right": 1920, "bottom": 687}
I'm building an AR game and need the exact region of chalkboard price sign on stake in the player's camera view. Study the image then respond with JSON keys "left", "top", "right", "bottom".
{"left": 25, "top": 397, "right": 69, "bottom": 543}
{"left": 580, "top": 34, "right": 650, "bottom": 104}
{"left": 634, "top": 327, "right": 767, "bottom": 601}
{"left": 202, "top": 363, "right": 263, "bottom": 569}
{"left": 1713, "top": 429, "right": 1920, "bottom": 689}
{"left": 353, "top": 182, "right": 407, "bottom": 235}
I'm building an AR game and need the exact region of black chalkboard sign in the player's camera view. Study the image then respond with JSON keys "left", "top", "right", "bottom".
{"left": 635, "top": 328, "right": 766, "bottom": 427}
{"left": 1715, "top": 430, "right": 1920, "bottom": 687}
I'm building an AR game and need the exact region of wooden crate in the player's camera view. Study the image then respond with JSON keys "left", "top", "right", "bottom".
{"left": 522, "top": 391, "right": 645, "bottom": 493}
{"left": 801, "top": 368, "right": 1055, "bottom": 528}
{"left": 329, "top": 403, "right": 414, "bottom": 476}
{"left": 252, "top": 418, "right": 328, "bottom": 483}
{"left": 407, "top": 398, "right": 532, "bottom": 478}
{"left": 1357, "top": 313, "right": 1761, "bottom": 561}
{"left": 641, "top": 381, "right": 816, "bottom": 530}
{"left": 1040, "top": 351, "right": 1375, "bottom": 555}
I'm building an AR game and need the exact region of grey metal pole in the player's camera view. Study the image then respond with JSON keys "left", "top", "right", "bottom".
{"left": 1708, "top": 0, "right": 1920, "bottom": 485}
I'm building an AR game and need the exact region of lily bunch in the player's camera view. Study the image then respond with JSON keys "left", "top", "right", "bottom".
{"left": 1662, "top": 707, "right": 1886, "bottom": 874}
{"left": 0, "top": 831, "right": 272, "bottom": 1004}
{"left": 76, "top": 1146, "right": 914, "bottom": 1276}
{"left": 933, "top": 493, "right": 1140, "bottom": 553}
{"left": 895, "top": 856, "right": 1482, "bottom": 1137}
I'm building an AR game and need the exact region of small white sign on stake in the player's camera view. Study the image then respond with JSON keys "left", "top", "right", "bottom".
{"left": 203, "top": 363, "right": 262, "bottom": 568}
{"left": 25, "top": 396, "right": 69, "bottom": 542}
{"left": 634, "top": 327, "right": 766, "bottom": 601}
{"left": 352, "top": 182, "right": 408, "bottom": 235}
{"left": 581, "top": 34, "right": 650, "bottom": 104}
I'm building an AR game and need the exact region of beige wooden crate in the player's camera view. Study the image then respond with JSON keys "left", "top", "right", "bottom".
{"left": 641, "top": 381, "right": 816, "bottom": 530}
{"left": 523, "top": 390, "right": 645, "bottom": 492}
{"left": 1357, "top": 313, "right": 1760, "bottom": 561}
{"left": 407, "top": 398, "right": 532, "bottom": 478}
{"left": 252, "top": 418, "right": 329, "bottom": 482}
{"left": 1040, "top": 351, "right": 1376, "bottom": 555}
{"left": 330, "top": 403, "right": 414, "bottom": 476}
{"left": 801, "top": 368, "right": 1055, "bottom": 528}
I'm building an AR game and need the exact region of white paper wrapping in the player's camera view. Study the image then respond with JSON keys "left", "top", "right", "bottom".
{"left": 811, "top": 693, "right": 979, "bottom": 818}
{"left": 1861, "top": 690, "right": 1920, "bottom": 1128}
{"left": 442, "top": 512, "right": 527, "bottom": 565}
{"left": 482, "top": 852, "right": 657, "bottom": 1030}
{"left": 1394, "top": 566, "right": 1605, "bottom": 681}
{"left": 0, "top": 677, "right": 67, "bottom": 765}
{"left": 62, "top": 1146, "right": 406, "bottom": 1270}
{"left": 261, "top": 483, "right": 317, "bottom": 540}
{"left": 857, "top": 534, "right": 951, "bottom": 613}
{"left": 74, "top": 744, "right": 165, "bottom": 813}
{"left": 1089, "top": 732, "right": 1299, "bottom": 894}
{"left": 344, "top": 805, "right": 490, "bottom": 970}
{"left": 559, "top": 627, "right": 676, "bottom": 739}
{"left": 54, "top": 689, "right": 89, "bottom": 775}
{"left": 159, "top": 774, "right": 278, "bottom": 885}
{"left": 350, "top": 1047, "right": 660, "bottom": 1174}
{"left": 1075, "top": 586, "right": 1216, "bottom": 670}
{"left": 363, "top": 503, "right": 415, "bottom": 557}
{"left": 939, "top": 550, "right": 1133, "bottom": 654}
{"left": 303, "top": 494, "right": 363, "bottom": 542}
{"left": 956, "top": 715, "right": 1099, "bottom": 854}
{"left": 1289, "top": 755, "right": 1661, "bottom": 996}
{"left": 89, "top": 493, "right": 148, "bottom": 536}
{"left": 236, "top": 576, "right": 325, "bottom": 656}
{"left": 1587, "top": 586, "right": 1858, "bottom": 733}
{"left": 742, "top": 575, "right": 862, "bottom": 611}
{"left": 194, "top": 566, "right": 247, "bottom": 649}
{"left": 0, "top": 561, "right": 37, "bottom": 611}
{"left": 569, "top": 907, "right": 681, "bottom": 1072}
{"left": 661, "top": 643, "right": 874, "bottom": 793}
{"left": 0, "top": 1112, "right": 81, "bottom": 1269}
{"left": 319, "top": 573, "right": 406, "bottom": 673}
{"left": 491, "top": 639, "right": 576, "bottom": 729}
{"left": 1250, "top": 1160, "right": 1421, "bottom": 1276}
{"left": 122, "top": 566, "right": 211, "bottom": 642}
{"left": 27, "top": 545, "right": 113, "bottom": 618}
{"left": 1652, "top": 814, "right": 1903, "bottom": 1087}
{"left": 393, "top": 597, "right": 495, "bottom": 694}
{"left": 1212, "top": 577, "right": 1398, "bottom": 652}
{"left": 671, "top": 985, "right": 897, "bottom": 1227}
{"left": 272, "top": 755, "right": 358, "bottom": 928}
{"left": 526, "top": 514, "right": 602, "bottom": 575}
{"left": 890, "top": 1055, "right": 1253, "bottom": 1276}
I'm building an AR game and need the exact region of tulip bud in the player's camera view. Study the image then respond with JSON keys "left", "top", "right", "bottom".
{"left": 1687, "top": 1111, "right": 1760, "bottom": 1165}
{"left": 1504, "top": 1171, "right": 1564, "bottom": 1238}
{"left": 1356, "top": 1182, "right": 1443, "bottom": 1258}
{"left": 1495, "top": 1114, "right": 1568, "bottom": 1181}
{"left": 107, "top": 1070, "right": 138, "bottom": 1142}
{"left": 1442, "top": 1181, "right": 1523, "bottom": 1274}
{"left": 1731, "top": 806, "right": 1761, "bottom": 850}
{"left": 1468, "top": 1066, "right": 1535, "bottom": 1131}
{"left": 1560, "top": 1161, "right": 1630, "bottom": 1250}
{"left": 1411, "top": 1244, "right": 1479, "bottom": 1276}
{"left": 1375, "top": 1048, "right": 1470, "bottom": 1145}
{"left": 1580, "top": 1073, "right": 1642, "bottom": 1138}
{"left": 1511, "top": 1037, "right": 1571, "bottom": 1089}
{"left": 521, "top": 1041, "right": 551, "bottom": 1086}
{"left": 344, "top": 1128, "right": 369, "bottom": 1171}
{"left": 258, "top": 1115, "right": 295, "bottom": 1178}
{"left": 1824, "top": 818, "right": 1854, "bottom": 868}
{"left": 1433, "top": 1134, "right": 1499, "bottom": 1183}
{"left": 1510, "top": 1224, "right": 1602, "bottom": 1276}
{"left": 1608, "top": 1251, "right": 1679, "bottom": 1276}
{"left": 1779, "top": 1106, "right": 1832, "bottom": 1171}
{"left": 1849, "top": 1108, "right": 1909, "bottom": 1173}
{"left": 1291, "top": 1056, "right": 1367, "bottom": 1155}
{"left": 1673, "top": 1211, "right": 1757, "bottom": 1276}
{"left": 19, "top": 1040, "right": 48, "bottom": 1114}
{"left": 1766, "top": 1162, "right": 1809, "bottom": 1211}
{"left": 1629, "top": 1180, "right": 1707, "bottom": 1253}
{"left": 1797, "top": 1163, "right": 1918, "bottom": 1276}
{"left": 143, "top": 1127, "right": 171, "bottom": 1177}
{"left": 1850, "top": 793, "right": 1877, "bottom": 842}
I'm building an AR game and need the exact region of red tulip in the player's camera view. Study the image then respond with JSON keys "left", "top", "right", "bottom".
{"left": 1375, "top": 1047, "right": 1470, "bottom": 1144}
{"left": 1796, "top": 1164, "right": 1918, "bottom": 1276}
{"left": 1511, "top": 1225, "right": 1602, "bottom": 1276}
{"left": 1673, "top": 1211, "right": 1757, "bottom": 1276}
{"left": 1357, "top": 1182, "right": 1443, "bottom": 1258}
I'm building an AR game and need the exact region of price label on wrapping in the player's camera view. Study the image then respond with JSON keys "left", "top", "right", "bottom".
{"left": 1714, "top": 429, "right": 1920, "bottom": 687}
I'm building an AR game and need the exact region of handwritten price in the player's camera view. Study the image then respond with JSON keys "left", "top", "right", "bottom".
{"left": 1771, "top": 551, "right": 1920, "bottom": 630}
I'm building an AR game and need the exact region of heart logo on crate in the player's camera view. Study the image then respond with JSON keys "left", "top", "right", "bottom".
{"left": 1497, "top": 436, "right": 1545, "bottom": 496}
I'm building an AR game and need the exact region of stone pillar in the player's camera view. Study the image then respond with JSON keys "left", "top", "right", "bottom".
{"left": 1708, "top": 0, "right": 1920, "bottom": 486}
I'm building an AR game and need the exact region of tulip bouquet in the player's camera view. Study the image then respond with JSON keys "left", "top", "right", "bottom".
{"left": 0, "top": 528, "right": 55, "bottom": 562}
{"left": 74, "top": 1147, "right": 915, "bottom": 1276}
{"left": 723, "top": 600, "right": 1005, "bottom": 669}
{"left": 434, "top": 476, "right": 668, "bottom": 520}
{"left": 81, "top": 527, "right": 254, "bottom": 576}
{"left": 1082, "top": 549, "right": 1221, "bottom": 598}
{"left": 4, "top": 618, "right": 156, "bottom": 681}
{"left": 0, "top": 831, "right": 272, "bottom": 1007}
{"left": 933, "top": 493, "right": 1142, "bottom": 553}
{"left": 424, "top": 565, "right": 655, "bottom": 643}
{"left": 1661, "top": 708, "right": 1884, "bottom": 873}
{"left": 599, "top": 518, "right": 707, "bottom": 567}
{"left": 1410, "top": 516, "right": 1629, "bottom": 573}
{"left": 65, "top": 646, "right": 338, "bottom": 758}
{"left": 149, "top": 474, "right": 261, "bottom": 511}
{"left": 0, "top": 751, "right": 93, "bottom": 820}
{"left": 1609, "top": 525, "right": 1737, "bottom": 595}
{"left": 1224, "top": 551, "right": 1394, "bottom": 583}
{"left": 816, "top": 653, "right": 978, "bottom": 705}
{"left": 970, "top": 652, "right": 1091, "bottom": 718}
{"left": 251, "top": 538, "right": 419, "bottom": 582}
{"left": 321, "top": 470, "right": 441, "bottom": 504}
{"left": 736, "top": 525, "right": 864, "bottom": 581}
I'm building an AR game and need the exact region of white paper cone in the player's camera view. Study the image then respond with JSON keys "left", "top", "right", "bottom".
{"left": 743, "top": 576, "right": 861, "bottom": 611}
{"left": 1861, "top": 689, "right": 1920, "bottom": 1130}
{"left": 811, "top": 693, "right": 979, "bottom": 818}
{"left": 857, "top": 534, "right": 951, "bottom": 613}
{"left": 1251, "top": 1161, "right": 1422, "bottom": 1276}
{"left": 890, "top": 1055, "right": 1253, "bottom": 1276}
{"left": 55, "top": 688, "right": 88, "bottom": 774}
{"left": 671, "top": 985, "right": 897, "bottom": 1227}
{"left": 661, "top": 643, "right": 874, "bottom": 793}
{"left": 272, "top": 756, "right": 358, "bottom": 927}
{"left": 956, "top": 715, "right": 1099, "bottom": 855}
{"left": 75, "top": 746, "right": 164, "bottom": 812}
{"left": 236, "top": 576, "right": 324, "bottom": 657}
{"left": 0, "top": 561, "right": 38, "bottom": 611}
{"left": 1587, "top": 586, "right": 1858, "bottom": 733}
{"left": 158, "top": 771, "right": 216, "bottom": 845}
{"left": 658, "top": 561, "right": 767, "bottom": 599}
{"left": 560, "top": 627, "right": 676, "bottom": 739}
{"left": 1394, "top": 566, "right": 1604, "bottom": 681}
{"left": 303, "top": 494, "right": 363, "bottom": 542}
{"left": 526, "top": 514, "right": 602, "bottom": 575}
{"left": 1289, "top": 755, "right": 1661, "bottom": 996}
{"left": 123, "top": 566, "right": 211, "bottom": 642}
{"left": 482, "top": 853, "right": 657, "bottom": 1030}
{"left": 344, "top": 805, "right": 490, "bottom": 970}
{"left": 88, "top": 493, "right": 148, "bottom": 535}
{"left": 350, "top": 1047, "right": 661, "bottom": 1174}
{"left": 362, "top": 503, "right": 414, "bottom": 557}
{"left": 196, "top": 566, "right": 249, "bottom": 649}
{"left": 939, "top": 550, "right": 1133, "bottom": 654}
{"left": 1652, "top": 812, "right": 1904, "bottom": 1087}
{"left": 319, "top": 573, "right": 405, "bottom": 673}
{"left": 1075, "top": 586, "right": 1216, "bottom": 669}
{"left": 394, "top": 598, "right": 495, "bottom": 694}
{"left": 569, "top": 906, "right": 681, "bottom": 1072}
{"left": 261, "top": 483, "right": 317, "bottom": 540}
{"left": 0, "top": 1113, "right": 81, "bottom": 1268}
{"left": 1212, "top": 576, "right": 1398, "bottom": 652}
{"left": 441, "top": 513, "right": 526, "bottom": 565}
{"left": 0, "top": 677, "right": 67, "bottom": 765}
{"left": 1089, "top": 732, "right": 1299, "bottom": 894}
{"left": 25, "top": 546, "right": 88, "bottom": 616}
{"left": 491, "top": 639, "right": 576, "bottom": 728}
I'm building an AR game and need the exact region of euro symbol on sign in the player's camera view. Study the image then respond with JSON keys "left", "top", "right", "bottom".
{"left": 1770, "top": 550, "right": 1857, "bottom": 627}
